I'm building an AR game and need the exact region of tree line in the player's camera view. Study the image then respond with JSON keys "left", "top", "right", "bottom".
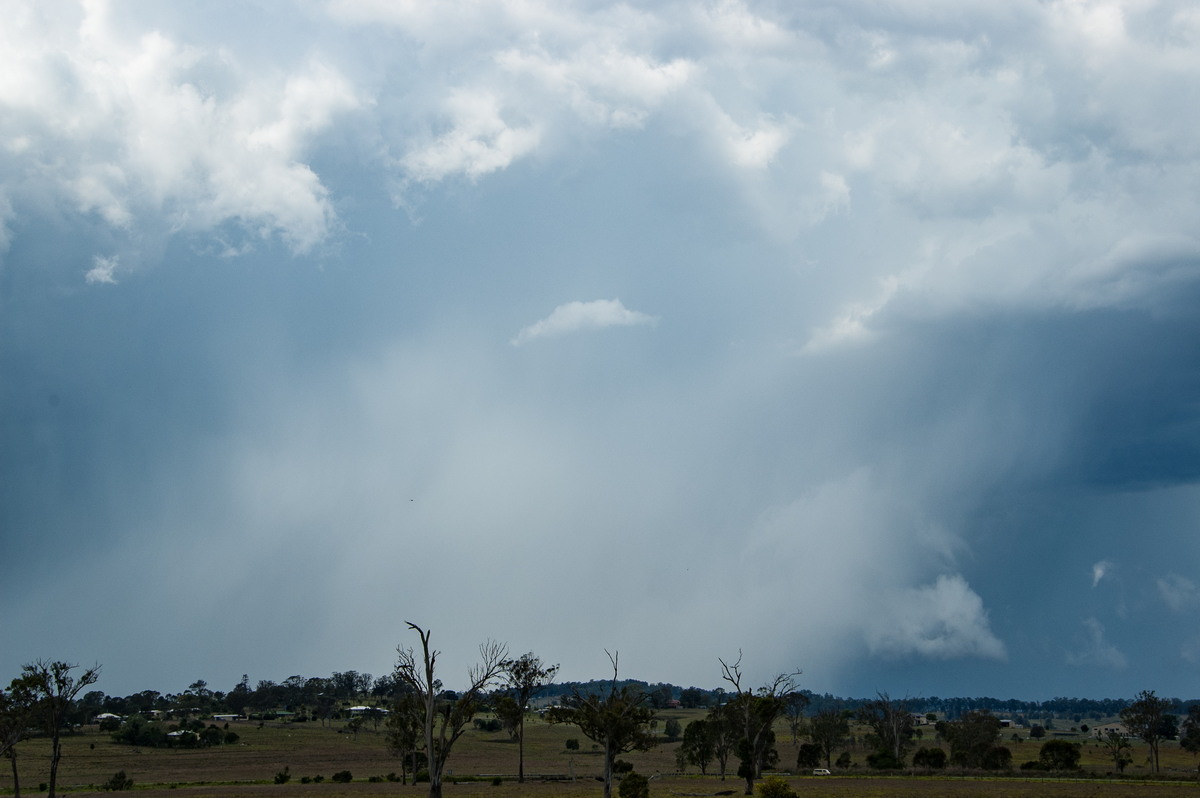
{"left": 7, "top": 633, "right": 1200, "bottom": 798}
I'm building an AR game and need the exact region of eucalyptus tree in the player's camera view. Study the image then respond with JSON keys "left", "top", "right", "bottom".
{"left": 858, "top": 693, "right": 915, "bottom": 768}
{"left": 385, "top": 691, "right": 424, "bottom": 784}
{"left": 1121, "top": 689, "right": 1174, "bottom": 773}
{"left": 1, "top": 675, "right": 39, "bottom": 797}
{"left": 23, "top": 660, "right": 101, "bottom": 798}
{"left": 808, "top": 707, "right": 850, "bottom": 769}
{"left": 394, "top": 622, "right": 507, "bottom": 798}
{"left": 545, "top": 652, "right": 657, "bottom": 798}
{"left": 500, "top": 651, "right": 558, "bottom": 783}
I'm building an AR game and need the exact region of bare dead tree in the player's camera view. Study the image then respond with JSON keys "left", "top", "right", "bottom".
{"left": 394, "top": 623, "right": 506, "bottom": 798}
{"left": 719, "top": 651, "right": 801, "bottom": 796}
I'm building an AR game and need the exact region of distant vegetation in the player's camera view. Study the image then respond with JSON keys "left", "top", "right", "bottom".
{"left": 6, "top": 641, "right": 1200, "bottom": 797}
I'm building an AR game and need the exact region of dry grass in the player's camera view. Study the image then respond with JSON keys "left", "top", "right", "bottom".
{"left": 3, "top": 711, "right": 1199, "bottom": 797}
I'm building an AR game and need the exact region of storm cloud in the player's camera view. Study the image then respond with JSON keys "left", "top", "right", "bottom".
{"left": 4, "top": 0, "right": 1200, "bottom": 701}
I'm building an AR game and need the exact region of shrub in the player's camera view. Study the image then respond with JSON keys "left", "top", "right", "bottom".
{"left": 274, "top": 767, "right": 291, "bottom": 785}
{"left": 101, "top": 771, "right": 134, "bottom": 791}
{"left": 982, "top": 746, "right": 1013, "bottom": 770}
{"left": 300, "top": 776, "right": 312, "bottom": 784}
{"left": 565, "top": 738, "right": 580, "bottom": 750}
{"left": 755, "top": 776, "right": 795, "bottom": 798}
{"left": 618, "top": 771, "right": 649, "bottom": 798}
{"left": 1038, "top": 739, "right": 1081, "bottom": 770}
{"left": 866, "top": 751, "right": 903, "bottom": 769}
{"left": 912, "top": 747, "right": 947, "bottom": 769}
{"left": 835, "top": 752, "right": 852, "bottom": 769}
{"left": 474, "top": 718, "right": 502, "bottom": 732}
{"left": 224, "top": 731, "right": 239, "bottom": 745}
{"left": 368, "top": 775, "right": 384, "bottom": 783}
{"left": 796, "top": 743, "right": 822, "bottom": 769}
{"left": 331, "top": 770, "right": 353, "bottom": 783}
{"left": 613, "top": 759, "right": 634, "bottom": 775}
{"left": 491, "top": 777, "right": 503, "bottom": 786}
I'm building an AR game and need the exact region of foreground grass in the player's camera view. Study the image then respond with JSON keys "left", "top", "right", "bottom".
{"left": 3, "top": 712, "right": 1199, "bottom": 796}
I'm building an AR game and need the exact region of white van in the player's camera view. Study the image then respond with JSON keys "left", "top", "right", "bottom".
{"left": 812, "top": 768, "right": 831, "bottom": 776}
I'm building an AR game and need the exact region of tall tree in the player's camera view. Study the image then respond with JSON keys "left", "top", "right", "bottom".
{"left": 939, "top": 710, "right": 1001, "bottom": 769}
{"left": 718, "top": 651, "right": 800, "bottom": 795}
{"left": 23, "top": 660, "right": 101, "bottom": 798}
{"left": 394, "top": 622, "right": 507, "bottom": 798}
{"left": 385, "top": 691, "right": 425, "bottom": 784}
{"left": 808, "top": 707, "right": 850, "bottom": 769}
{"left": 783, "top": 692, "right": 811, "bottom": 745}
{"left": 500, "top": 652, "right": 558, "bottom": 783}
{"left": 858, "top": 693, "right": 915, "bottom": 768}
{"left": 706, "top": 702, "right": 738, "bottom": 780}
{"left": 545, "top": 652, "right": 657, "bottom": 798}
{"left": 676, "top": 719, "right": 715, "bottom": 774}
{"left": 1121, "top": 689, "right": 1174, "bottom": 773}
{"left": 1, "top": 675, "right": 39, "bottom": 798}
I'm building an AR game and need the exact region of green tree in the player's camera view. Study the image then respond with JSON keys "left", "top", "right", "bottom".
{"left": 385, "top": 691, "right": 424, "bottom": 784}
{"left": 706, "top": 703, "right": 739, "bottom": 779}
{"left": 23, "top": 661, "right": 101, "bottom": 798}
{"left": 1, "top": 675, "right": 39, "bottom": 798}
{"left": 795, "top": 743, "right": 822, "bottom": 770}
{"left": 911, "top": 746, "right": 947, "bottom": 769}
{"left": 1038, "top": 739, "right": 1081, "bottom": 770}
{"left": 545, "top": 652, "right": 657, "bottom": 798}
{"left": 493, "top": 694, "right": 522, "bottom": 737}
{"left": 664, "top": 718, "right": 682, "bottom": 741}
{"left": 619, "top": 771, "right": 649, "bottom": 798}
{"left": 941, "top": 710, "right": 1001, "bottom": 769}
{"left": 719, "top": 652, "right": 800, "bottom": 795}
{"left": 808, "top": 708, "right": 849, "bottom": 769}
{"left": 499, "top": 651, "right": 558, "bottom": 783}
{"left": 676, "top": 719, "right": 715, "bottom": 773}
{"left": 1121, "top": 689, "right": 1173, "bottom": 773}
{"left": 394, "top": 623, "right": 507, "bottom": 798}
{"left": 783, "top": 692, "right": 810, "bottom": 745}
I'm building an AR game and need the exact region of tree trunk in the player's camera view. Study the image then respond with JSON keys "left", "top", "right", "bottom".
{"left": 602, "top": 743, "right": 613, "bottom": 798}
{"left": 48, "top": 735, "right": 61, "bottom": 798}
{"left": 518, "top": 715, "right": 525, "bottom": 782}
{"left": 10, "top": 750, "right": 21, "bottom": 798}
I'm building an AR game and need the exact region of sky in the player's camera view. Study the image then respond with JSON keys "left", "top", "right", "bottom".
{"left": 4, "top": 0, "right": 1200, "bottom": 703}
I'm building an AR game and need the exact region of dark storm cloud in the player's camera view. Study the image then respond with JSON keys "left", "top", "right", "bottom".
{"left": 4, "top": 0, "right": 1200, "bottom": 700}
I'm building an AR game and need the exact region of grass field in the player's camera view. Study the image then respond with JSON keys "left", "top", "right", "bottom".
{"left": 3, "top": 710, "right": 1199, "bottom": 797}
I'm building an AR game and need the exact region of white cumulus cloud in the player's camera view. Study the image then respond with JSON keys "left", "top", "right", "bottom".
{"left": 85, "top": 254, "right": 119, "bottom": 285}
{"left": 865, "top": 574, "right": 1007, "bottom": 661}
{"left": 511, "top": 298, "right": 657, "bottom": 346}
